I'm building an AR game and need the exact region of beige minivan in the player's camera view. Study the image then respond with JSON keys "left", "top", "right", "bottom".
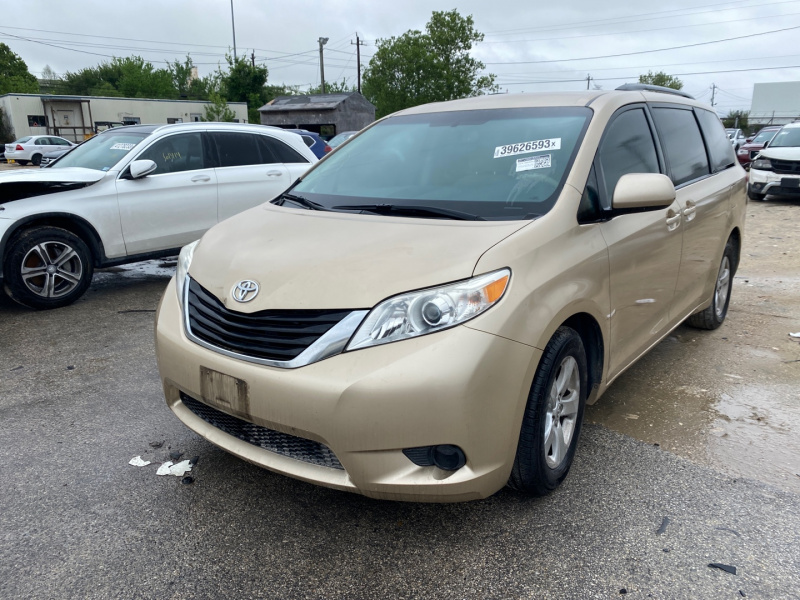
{"left": 155, "top": 85, "right": 746, "bottom": 502}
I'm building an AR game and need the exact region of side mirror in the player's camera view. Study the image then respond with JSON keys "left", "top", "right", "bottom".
{"left": 612, "top": 173, "right": 675, "bottom": 210}
{"left": 129, "top": 159, "right": 157, "bottom": 179}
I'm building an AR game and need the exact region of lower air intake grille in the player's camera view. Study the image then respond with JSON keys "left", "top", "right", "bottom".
{"left": 181, "top": 393, "right": 344, "bottom": 470}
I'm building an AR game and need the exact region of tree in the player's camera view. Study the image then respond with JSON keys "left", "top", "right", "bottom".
{"left": 218, "top": 54, "right": 269, "bottom": 123}
{"left": 202, "top": 93, "right": 236, "bottom": 122}
{"left": 722, "top": 110, "right": 749, "bottom": 130}
{"left": 0, "top": 43, "right": 39, "bottom": 95}
{"left": 363, "top": 9, "right": 498, "bottom": 118}
{"left": 638, "top": 71, "right": 683, "bottom": 90}
{"left": 61, "top": 56, "right": 175, "bottom": 98}
{"left": 306, "top": 79, "right": 356, "bottom": 95}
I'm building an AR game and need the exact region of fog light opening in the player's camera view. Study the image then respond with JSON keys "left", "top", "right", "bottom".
{"left": 432, "top": 444, "right": 466, "bottom": 471}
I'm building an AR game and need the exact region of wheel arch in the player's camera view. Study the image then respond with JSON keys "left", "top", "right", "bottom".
{"left": 727, "top": 226, "right": 742, "bottom": 273}
{"left": 0, "top": 213, "right": 107, "bottom": 278}
{"left": 561, "top": 312, "right": 605, "bottom": 405}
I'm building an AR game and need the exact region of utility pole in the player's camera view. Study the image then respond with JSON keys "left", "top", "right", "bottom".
{"left": 318, "top": 37, "right": 329, "bottom": 93}
{"left": 251, "top": 50, "right": 255, "bottom": 68}
{"left": 586, "top": 74, "right": 592, "bottom": 90}
{"left": 230, "top": 0, "right": 237, "bottom": 61}
{"left": 351, "top": 34, "right": 366, "bottom": 94}
{"left": 710, "top": 83, "right": 716, "bottom": 107}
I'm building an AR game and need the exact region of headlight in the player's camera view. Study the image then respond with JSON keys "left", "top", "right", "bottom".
{"left": 751, "top": 158, "right": 772, "bottom": 171}
{"left": 175, "top": 240, "right": 199, "bottom": 306}
{"left": 346, "top": 268, "right": 510, "bottom": 351}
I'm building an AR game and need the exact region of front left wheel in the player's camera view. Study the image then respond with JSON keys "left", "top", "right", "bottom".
{"left": 4, "top": 227, "right": 94, "bottom": 310}
{"left": 509, "top": 326, "right": 588, "bottom": 496}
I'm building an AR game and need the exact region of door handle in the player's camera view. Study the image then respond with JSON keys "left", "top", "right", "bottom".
{"left": 683, "top": 200, "right": 697, "bottom": 222}
{"left": 266, "top": 170, "right": 283, "bottom": 177}
{"left": 191, "top": 175, "right": 211, "bottom": 182}
{"left": 666, "top": 210, "right": 681, "bottom": 231}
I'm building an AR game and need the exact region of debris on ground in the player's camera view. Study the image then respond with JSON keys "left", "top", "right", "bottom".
{"left": 715, "top": 526, "right": 741, "bottom": 537}
{"left": 128, "top": 456, "right": 151, "bottom": 467}
{"left": 157, "top": 460, "right": 193, "bottom": 477}
{"left": 708, "top": 563, "right": 737, "bottom": 575}
{"left": 656, "top": 516, "right": 670, "bottom": 535}
{"left": 169, "top": 451, "right": 184, "bottom": 461}
{"left": 149, "top": 441, "right": 164, "bottom": 448}
{"left": 789, "top": 332, "right": 800, "bottom": 339}
{"left": 181, "top": 476, "right": 194, "bottom": 485}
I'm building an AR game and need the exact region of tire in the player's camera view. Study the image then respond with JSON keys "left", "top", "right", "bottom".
{"left": 17, "top": 160, "right": 29, "bottom": 166}
{"left": 3, "top": 227, "right": 94, "bottom": 310}
{"left": 31, "top": 154, "right": 42, "bottom": 166}
{"left": 687, "top": 238, "right": 736, "bottom": 330}
{"left": 747, "top": 185, "right": 765, "bottom": 202}
{"left": 509, "top": 326, "right": 588, "bottom": 496}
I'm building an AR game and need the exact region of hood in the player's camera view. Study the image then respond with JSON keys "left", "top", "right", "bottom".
{"left": 0, "top": 167, "right": 106, "bottom": 204}
{"left": 759, "top": 147, "right": 800, "bottom": 160}
{"left": 189, "top": 203, "right": 529, "bottom": 311}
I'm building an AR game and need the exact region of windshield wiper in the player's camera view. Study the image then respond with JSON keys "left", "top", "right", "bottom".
{"left": 332, "top": 203, "right": 485, "bottom": 221}
{"left": 272, "top": 192, "right": 326, "bottom": 211}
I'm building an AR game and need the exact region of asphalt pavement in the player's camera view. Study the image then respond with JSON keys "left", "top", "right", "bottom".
{"left": 1, "top": 251, "right": 799, "bottom": 599}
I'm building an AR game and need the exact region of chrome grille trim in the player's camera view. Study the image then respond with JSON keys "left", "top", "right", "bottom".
{"left": 182, "top": 275, "right": 368, "bottom": 369}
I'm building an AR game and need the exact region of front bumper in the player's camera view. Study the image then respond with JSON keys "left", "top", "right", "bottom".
{"left": 748, "top": 168, "right": 800, "bottom": 197}
{"left": 156, "top": 277, "right": 539, "bottom": 502}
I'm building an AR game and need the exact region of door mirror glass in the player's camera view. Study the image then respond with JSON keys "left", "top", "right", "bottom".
{"left": 612, "top": 173, "right": 675, "bottom": 209}
{"left": 130, "top": 159, "right": 158, "bottom": 179}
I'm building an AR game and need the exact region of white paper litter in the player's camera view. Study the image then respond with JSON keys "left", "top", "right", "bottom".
{"left": 129, "top": 456, "right": 151, "bottom": 467}
{"left": 789, "top": 332, "right": 800, "bottom": 338}
{"left": 156, "top": 460, "right": 193, "bottom": 477}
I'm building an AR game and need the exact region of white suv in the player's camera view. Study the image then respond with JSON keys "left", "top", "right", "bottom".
{"left": 747, "top": 121, "right": 800, "bottom": 201}
{"left": 0, "top": 122, "right": 317, "bottom": 309}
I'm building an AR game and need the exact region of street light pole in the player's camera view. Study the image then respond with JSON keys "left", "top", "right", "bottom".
{"left": 318, "top": 37, "right": 329, "bottom": 94}
{"left": 230, "top": 0, "right": 237, "bottom": 61}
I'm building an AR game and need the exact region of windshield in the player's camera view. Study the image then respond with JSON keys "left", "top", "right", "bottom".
{"left": 292, "top": 107, "right": 592, "bottom": 220}
{"left": 51, "top": 130, "right": 149, "bottom": 171}
{"left": 752, "top": 129, "right": 778, "bottom": 144}
{"left": 768, "top": 127, "right": 800, "bottom": 148}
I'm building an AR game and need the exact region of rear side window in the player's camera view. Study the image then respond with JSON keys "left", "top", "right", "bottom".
{"left": 212, "top": 132, "right": 263, "bottom": 168}
{"left": 259, "top": 135, "right": 309, "bottom": 164}
{"left": 695, "top": 109, "right": 735, "bottom": 172}
{"left": 597, "top": 108, "right": 660, "bottom": 207}
{"left": 35, "top": 138, "right": 49, "bottom": 145}
{"left": 652, "top": 107, "right": 710, "bottom": 186}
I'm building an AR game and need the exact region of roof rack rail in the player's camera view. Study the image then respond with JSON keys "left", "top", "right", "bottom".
{"left": 615, "top": 83, "right": 695, "bottom": 99}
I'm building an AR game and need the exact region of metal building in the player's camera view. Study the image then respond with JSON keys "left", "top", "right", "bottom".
{"left": 0, "top": 93, "right": 249, "bottom": 142}
{"left": 258, "top": 92, "right": 376, "bottom": 138}
{"left": 749, "top": 82, "right": 800, "bottom": 126}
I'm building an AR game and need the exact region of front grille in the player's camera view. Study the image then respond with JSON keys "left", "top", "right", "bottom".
{"left": 181, "top": 393, "right": 344, "bottom": 469}
{"left": 771, "top": 159, "right": 800, "bottom": 175}
{"left": 186, "top": 278, "right": 351, "bottom": 362}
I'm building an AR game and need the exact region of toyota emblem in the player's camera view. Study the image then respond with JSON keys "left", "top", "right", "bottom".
{"left": 232, "top": 280, "right": 259, "bottom": 303}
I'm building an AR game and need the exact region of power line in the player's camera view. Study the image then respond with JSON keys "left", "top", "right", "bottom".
{"left": 483, "top": 23, "right": 800, "bottom": 65}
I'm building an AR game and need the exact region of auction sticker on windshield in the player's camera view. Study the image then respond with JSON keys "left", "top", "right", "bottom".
{"left": 494, "top": 138, "right": 561, "bottom": 158}
{"left": 516, "top": 154, "right": 551, "bottom": 172}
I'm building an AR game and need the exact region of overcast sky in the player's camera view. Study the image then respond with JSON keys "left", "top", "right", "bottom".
{"left": 3, "top": 0, "right": 800, "bottom": 116}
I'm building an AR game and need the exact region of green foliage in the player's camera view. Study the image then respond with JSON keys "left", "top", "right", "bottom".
{"left": 363, "top": 9, "right": 498, "bottom": 118}
{"left": 217, "top": 55, "right": 269, "bottom": 123}
{"left": 0, "top": 43, "right": 39, "bottom": 95}
{"left": 306, "top": 79, "right": 356, "bottom": 95}
{"left": 202, "top": 93, "right": 236, "bottom": 122}
{"left": 61, "top": 56, "right": 175, "bottom": 98}
{"left": 638, "top": 71, "right": 683, "bottom": 90}
{"left": 722, "top": 110, "right": 749, "bottom": 130}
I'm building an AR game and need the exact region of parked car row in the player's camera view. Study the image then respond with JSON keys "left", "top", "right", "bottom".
{"left": 4, "top": 135, "right": 76, "bottom": 166}
{"left": 747, "top": 121, "right": 800, "bottom": 201}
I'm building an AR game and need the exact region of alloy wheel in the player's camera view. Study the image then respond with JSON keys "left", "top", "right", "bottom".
{"left": 20, "top": 241, "right": 84, "bottom": 298}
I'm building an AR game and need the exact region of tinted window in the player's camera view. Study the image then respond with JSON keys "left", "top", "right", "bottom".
{"left": 652, "top": 107, "right": 710, "bottom": 186}
{"left": 695, "top": 109, "right": 735, "bottom": 173}
{"left": 138, "top": 133, "right": 205, "bottom": 175}
{"left": 597, "top": 108, "right": 660, "bottom": 207}
{"left": 260, "top": 136, "right": 309, "bottom": 164}
{"left": 53, "top": 137, "right": 71, "bottom": 145}
{"left": 292, "top": 107, "right": 592, "bottom": 221}
{"left": 213, "top": 132, "right": 263, "bottom": 167}
{"left": 35, "top": 138, "right": 49, "bottom": 145}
